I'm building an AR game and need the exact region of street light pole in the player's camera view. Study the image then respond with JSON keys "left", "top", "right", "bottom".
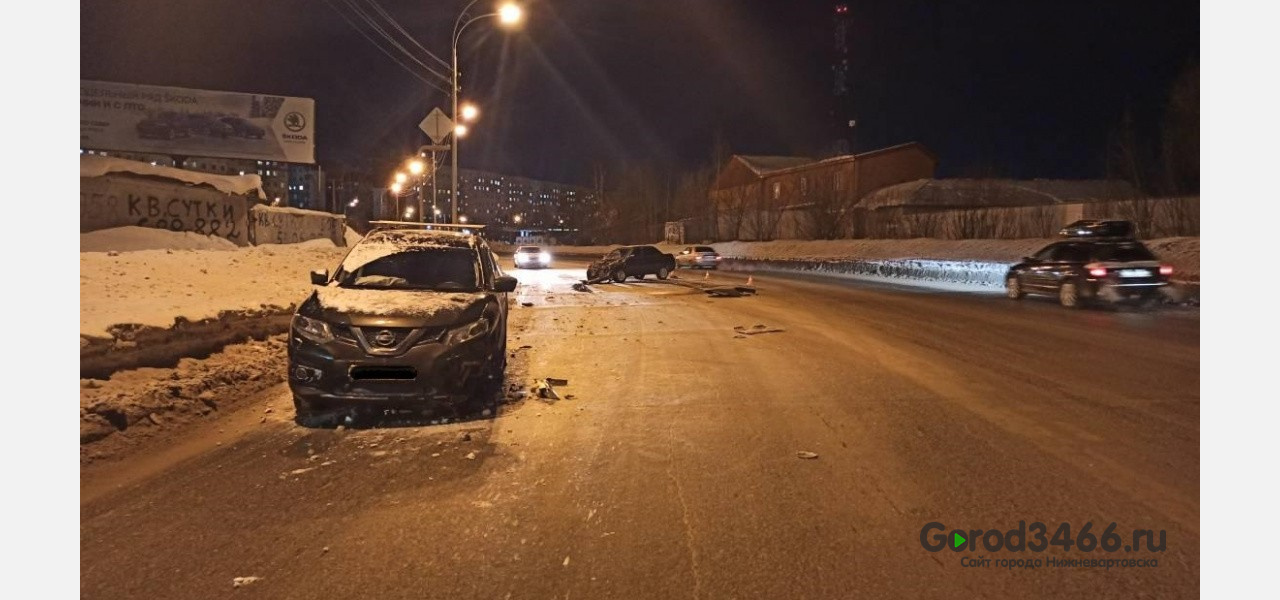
{"left": 450, "top": 0, "right": 480, "bottom": 226}
{"left": 450, "top": 1, "right": 523, "bottom": 225}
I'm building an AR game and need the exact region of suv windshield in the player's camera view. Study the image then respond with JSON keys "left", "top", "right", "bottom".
{"left": 335, "top": 247, "right": 479, "bottom": 291}
{"left": 695, "top": 246, "right": 716, "bottom": 252}
{"left": 517, "top": 246, "right": 541, "bottom": 253}
{"left": 1092, "top": 242, "right": 1156, "bottom": 262}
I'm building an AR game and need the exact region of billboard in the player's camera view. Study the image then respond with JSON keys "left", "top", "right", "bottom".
{"left": 80, "top": 80, "right": 315, "bottom": 164}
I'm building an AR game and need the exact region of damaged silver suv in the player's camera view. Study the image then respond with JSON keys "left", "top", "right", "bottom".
{"left": 288, "top": 226, "right": 517, "bottom": 422}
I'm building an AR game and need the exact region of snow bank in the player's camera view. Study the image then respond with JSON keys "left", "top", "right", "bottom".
{"left": 81, "top": 155, "right": 265, "bottom": 199}
{"left": 81, "top": 226, "right": 239, "bottom": 253}
{"left": 80, "top": 243, "right": 348, "bottom": 337}
{"left": 81, "top": 336, "right": 288, "bottom": 458}
{"left": 344, "top": 227, "right": 364, "bottom": 247}
{"left": 514, "top": 237, "right": 1199, "bottom": 282}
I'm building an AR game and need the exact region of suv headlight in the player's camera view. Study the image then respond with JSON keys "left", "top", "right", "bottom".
{"left": 293, "top": 314, "right": 335, "bottom": 344}
{"left": 447, "top": 316, "right": 493, "bottom": 346}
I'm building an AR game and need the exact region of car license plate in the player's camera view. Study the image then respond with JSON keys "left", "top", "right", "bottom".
{"left": 1119, "top": 269, "right": 1150, "bottom": 278}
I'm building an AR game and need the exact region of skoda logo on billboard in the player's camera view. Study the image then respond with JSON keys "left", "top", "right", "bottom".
{"left": 284, "top": 111, "right": 307, "bottom": 132}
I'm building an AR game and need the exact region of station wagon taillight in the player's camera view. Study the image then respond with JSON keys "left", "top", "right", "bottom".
{"left": 1088, "top": 267, "right": 1108, "bottom": 277}
{"left": 1159, "top": 265, "right": 1174, "bottom": 276}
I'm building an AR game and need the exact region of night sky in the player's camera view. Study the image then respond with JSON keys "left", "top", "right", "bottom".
{"left": 81, "top": 0, "right": 1199, "bottom": 184}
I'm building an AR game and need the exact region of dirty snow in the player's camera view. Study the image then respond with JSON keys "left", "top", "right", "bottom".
{"left": 314, "top": 286, "right": 479, "bottom": 318}
{"left": 80, "top": 336, "right": 287, "bottom": 459}
{"left": 80, "top": 242, "right": 347, "bottom": 337}
{"left": 81, "top": 155, "right": 266, "bottom": 199}
{"left": 81, "top": 226, "right": 239, "bottom": 253}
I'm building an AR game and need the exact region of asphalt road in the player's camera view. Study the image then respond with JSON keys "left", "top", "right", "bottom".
{"left": 81, "top": 259, "right": 1199, "bottom": 599}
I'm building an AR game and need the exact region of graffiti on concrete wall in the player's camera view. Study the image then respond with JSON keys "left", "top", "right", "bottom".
{"left": 249, "top": 206, "right": 345, "bottom": 246}
{"left": 81, "top": 175, "right": 249, "bottom": 244}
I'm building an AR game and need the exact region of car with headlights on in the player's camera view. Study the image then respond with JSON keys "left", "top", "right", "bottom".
{"left": 1004, "top": 237, "right": 1173, "bottom": 308}
{"left": 288, "top": 227, "right": 517, "bottom": 421}
{"left": 512, "top": 245, "right": 551, "bottom": 269}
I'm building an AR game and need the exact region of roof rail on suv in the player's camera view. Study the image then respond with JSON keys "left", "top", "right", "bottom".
{"left": 367, "top": 221, "right": 487, "bottom": 235}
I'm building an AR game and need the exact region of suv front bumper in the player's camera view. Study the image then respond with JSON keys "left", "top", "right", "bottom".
{"left": 287, "top": 333, "right": 496, "bottom": 406}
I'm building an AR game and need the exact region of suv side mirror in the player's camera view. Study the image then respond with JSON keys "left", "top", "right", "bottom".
{"left": 310, "top": 269, "right": 329, "bottom": 285}
{"left": 494, "top": 275, "right": 518, "bottom": 293}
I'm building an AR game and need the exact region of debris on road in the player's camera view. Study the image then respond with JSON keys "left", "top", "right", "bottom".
{"left": 232, "top": 576, "right": 262, "bottom": 588}
{"left": 465, "top": 451, "right": 477, "bottom": 460}
{"left": 705, "top": 285, "right": 757, "bottom": 298}
{"left": 546, "top": 377, "right": 569, "bottom": 386}
{"left": 535, "top": 379, "right": 562, "bottom": 401}
{"left": 796, "top": 451, "right": 819, "bottom": 460}
{"left": 462, "top": 432, "right": 472, "bottom": 442}
{"left": 734, "top": 324, "right": 785, "bottom": 335}
{"left": 572, "top": 282, "right": 593, "bottom": 293}
{"left": 520, "top": 301, "right": 534, "bottom": 307}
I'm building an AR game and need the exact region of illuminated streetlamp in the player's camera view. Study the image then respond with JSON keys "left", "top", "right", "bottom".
{"left": 407, "top": 159, "right": 425, "bottom": 175}
{"left": 454, "top": 123, "right": 469, "bottom": 138}
{"left": 390, "top": 182, "right": 403, "bottom": 194}
{"left": 498, "top": 2, "right": 523, "bottom": 26}
{"left": 394, "top": 172, "right": 407, "bottom": 184}
{"left": 459, "top": 215, "right": 468, "bottom": 223}
{"left": 460, "top": 103, "right": 479, "bottom": 122}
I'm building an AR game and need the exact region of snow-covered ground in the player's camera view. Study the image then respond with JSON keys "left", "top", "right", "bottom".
{"left": 81, "top": 226, "right": 240, "bottom": 252}
{"left": 81, "top": 229, "right": 348, "bottom": 338}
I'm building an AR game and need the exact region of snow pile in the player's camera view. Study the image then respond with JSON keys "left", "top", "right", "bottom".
{"left": 344, "top": 226, "right": 363, "bottom": 247}
{"left": 314, "top": 287, "right": 479, "bottom": 319}
{"left": 81, "top": 226, "right": 239, "bottom": 253}
{"left": 81, "top": 155, "right": 266, "bottom": 199}
{"left": 509, "top": 237, "right": 1197, "bottom": 280}
{"left": 713, "top": 237, "right": 1199, "bottom": 290}
{"left": 80, "top": 336, "right": 287, "bottom": 457}
{"left": 80, "top": 243, "right": 348, "bottom": 337}
{"left": 527, "top": 237, "right": 1199, "bottom": 289}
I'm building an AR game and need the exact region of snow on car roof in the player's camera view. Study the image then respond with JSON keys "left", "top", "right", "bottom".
{"left": 314, "top": 286, "right": 480, "bottom": 318}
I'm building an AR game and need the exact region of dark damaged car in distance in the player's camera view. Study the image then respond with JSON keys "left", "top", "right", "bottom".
{"left": 586, "top": 245, "right": 676, "bottom": 282}
{"left": 288, "top": 227, "right": 517, "bottom": 421}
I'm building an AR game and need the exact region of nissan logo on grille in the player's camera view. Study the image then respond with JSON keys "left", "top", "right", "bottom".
{"left": 373, "top": 329, "right": 398, "bottom": 347}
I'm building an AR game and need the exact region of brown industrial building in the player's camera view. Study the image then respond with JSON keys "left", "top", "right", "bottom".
{"left": 708, "top": 142, "right": 937, "bottom": 240}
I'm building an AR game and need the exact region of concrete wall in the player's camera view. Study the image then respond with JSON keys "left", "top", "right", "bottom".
{"left": 81, "top": 174, "right": 348, "bottom": 247}
{"left": 249, "top": 205, "right": 346, "bottom": 246}
{"left": 80, "top": 174, "right": 251, "bottom": 245}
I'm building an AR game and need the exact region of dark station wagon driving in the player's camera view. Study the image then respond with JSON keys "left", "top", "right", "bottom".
{"left": 1005, "top": 237, "right": 1174, "bottom": 308}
